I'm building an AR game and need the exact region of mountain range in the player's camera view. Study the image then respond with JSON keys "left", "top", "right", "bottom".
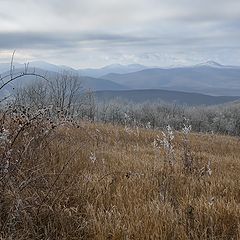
{"left": 78, "top": 63, "right": 148, "bottom": 77}
{"left": 0, "top": 61, "right": 148, "bottom": 78}
{"left": 102, "top": 61, "right": 240, "bottom": 96}
{"left": 0, "top": 60, "right": 239, "bottom": 105}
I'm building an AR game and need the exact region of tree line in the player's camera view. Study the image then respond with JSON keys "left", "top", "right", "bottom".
{"left": 7, "top": 77, "right": 240, "bottom": 136}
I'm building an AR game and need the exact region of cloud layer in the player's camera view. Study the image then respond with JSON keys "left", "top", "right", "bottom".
{"left": 0, "top": 0, "right": 240, "bottom": 67}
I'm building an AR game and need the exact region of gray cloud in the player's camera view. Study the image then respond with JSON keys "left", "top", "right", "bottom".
{"left": 0, "top": 0, "right": 239, "bottom": 67}
{"left": 0, "top": 31, "right": 157, "bottom": 49}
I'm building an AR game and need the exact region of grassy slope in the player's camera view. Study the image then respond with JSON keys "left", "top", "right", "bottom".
{"left": 69, "top": 123, "right": 240, "bottom": 239}
{"left": 2, "top": 122, "right": 240, "bottom": 239}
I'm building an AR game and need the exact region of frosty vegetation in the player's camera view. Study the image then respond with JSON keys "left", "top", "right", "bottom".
{"left": 3, "top": 78, "right": 239, "bottom": 137}
{"left": 95, "top": 99, "right": 240, "bottom": 136}
{"left": 0, "top": 56, "right": 240, "bottom": 239}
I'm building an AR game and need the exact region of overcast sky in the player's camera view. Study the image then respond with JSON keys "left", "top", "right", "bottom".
{"left": 0, "top": 0, "right": 240, "bottom": 68}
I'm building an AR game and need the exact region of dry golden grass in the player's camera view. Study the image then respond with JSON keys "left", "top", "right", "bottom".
{"left": 1, "top": 121, "right": 240, "bottom": 239}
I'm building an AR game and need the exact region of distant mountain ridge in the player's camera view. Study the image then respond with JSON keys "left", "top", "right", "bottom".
{"left": 95, "top": 89, "right": 240, "bottom": 106}
{"left": 77, "top": 63, "right": 148, "bottom": 77}
{"left": 1, "top": 60, "right": 240, "bottom": 100}
{"left": 102, "top": 62, "right": 240, "bottom": 96}
{"left": 0, "top": 62, "right": 149, "bottom": 78}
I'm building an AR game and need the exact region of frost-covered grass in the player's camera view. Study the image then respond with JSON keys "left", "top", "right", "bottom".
{"left": 1, "top": 119, "right": 240, "bottom": 239}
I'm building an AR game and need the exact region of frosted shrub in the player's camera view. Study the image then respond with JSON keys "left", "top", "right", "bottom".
{"left": 153, "top": 125, "right": 175, "bottom": 165}
{"left": 182, "top": 122, "right": 192, "bottom": 135}
{"left": 181, "top": 120, "right": 193, "bottom": 172}
{"left": 124, "top": 112, "right": 131, "bottom": 126}
{"left": 90, "top": 152, "right": 97, "bottom": 164}
{"left": 161, "top": 125, "right": 175, "bottom": 165}
{"left": 146, "top": 121, "right": 151, "bottom": 129}
{"left": 180, "top": 118, "right": 213, "bottom": 176}
{"left": 0, "top": 54, "right": 84, "bottom": 235}
{"left": 0, "top": 127, "right": 9, "bottom": 141}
